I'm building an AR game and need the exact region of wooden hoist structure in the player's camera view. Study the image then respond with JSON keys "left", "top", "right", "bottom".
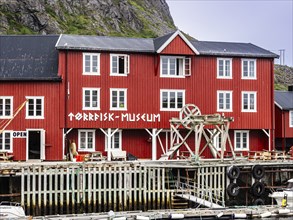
{"left": 0, "top": 99, "right": 28, "bottom": 135}
{"left": 159, "top": 104, "right": 234, "bottom": 160}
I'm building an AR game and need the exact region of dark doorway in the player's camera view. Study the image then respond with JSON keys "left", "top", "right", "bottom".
{"left": 28, "top": 130, "right": 41, "bottom": 160}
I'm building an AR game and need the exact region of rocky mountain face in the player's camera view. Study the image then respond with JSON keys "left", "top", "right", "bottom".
{"left": 274, "top": 64, "right": 293, "bottom": 90}
{"left": 0, "top": 0, "right": 176, "bottom": 37}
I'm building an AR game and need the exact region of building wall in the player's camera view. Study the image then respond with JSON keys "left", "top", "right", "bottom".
{"left": 58, "top": 51, "right": 274, "bottom": 130}
{"left": 275, "top": 107, "right": 293, "bottom": 138}
{"left": 66, "top": 128, "right": 269, "bottom": 160}
{"left": 275, "top": 106, "right": 284, "bottom": 138}
{"left": 0, "top": 82, "right": 63, "bottom": 160}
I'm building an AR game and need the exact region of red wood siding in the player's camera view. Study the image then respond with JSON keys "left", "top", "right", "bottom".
{"left": 275, "top": 108, "right": 293, "bottom": 138}
{"left": 66, "top": 128, "right": 269, "bottom": 159}
{"left": 275, "top": 106, "right": 284, "bottom": 138}
{"left": 0, "top": 82, "right": 63, "bottom": 160}
{"left": 59, "top": 51, "right": 274, "bottom": 131}
{"left": 160, "top": 35, "right": 195, "bottom": 55}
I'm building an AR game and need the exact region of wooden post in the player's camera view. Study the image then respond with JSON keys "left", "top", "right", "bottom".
{"left": 107, "top": 128, "right": 112, "bottom": 161}
{"left": 152, "top": 129, "right": 157, "bottom": 160}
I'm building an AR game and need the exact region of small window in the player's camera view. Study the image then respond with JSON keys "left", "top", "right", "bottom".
{"left": 290, "top": 111, "right": 293, "bottom": 127}
{"left": 110, "top": 89, "right": 127, "bottom": 110}
{"left": 161, "top": 56, "right": 191, "bottom": 77}
{"left": 26, "top": 97, "right": 44, "bottom": 119}
{"left": 83, "top": 88, "right": 100, "bottom": 110}
{"left": 217, "top": 91, "right": 232, "bottom": 112}
{"left": 242, "top": 59, "right": 256, "bottom": 79}
{"left": 160, "top": 90, "right": 185, "bottom": 111}
{"left": 217, "top": 58, "right": 232, "bottom": 79}
{"left": 78, "top": 129, "right": 95, "bottom": 151}
{"left": 110, "top": 54, "right": 129, "bottom": 75}
{"left": 105, "top": 130, "right": 122, "bottom": 151}
{"left": 242, "top": 91, "right": 257, "bottom": 112}
{"left": 0, "top": 96, "right": 13, "bottom": 118}
{"left": 0, "top": 131, "right": 12, "bottom": 152}
{"left": 234, "top": 130, "right": 249, "bottom": 151}
{"left": 83, "top": 53, "right": 100, "bottom": 75}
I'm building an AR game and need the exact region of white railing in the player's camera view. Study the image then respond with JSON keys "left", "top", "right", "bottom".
{"left": 174, "top": 177, "right": 225, "bottom": 207}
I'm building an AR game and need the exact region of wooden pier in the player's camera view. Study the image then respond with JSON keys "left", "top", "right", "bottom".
{"left": 1, "top": 159, "right": 293, "bottom": 216}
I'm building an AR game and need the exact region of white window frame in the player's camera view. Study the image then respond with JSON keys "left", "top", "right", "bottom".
{"left": 25, "top": 96, "right": 44, "bottom": 119}
{"left": 0, "top": 96, "right": 13, "bottom": 119}
{"left": 217, "top": 91, "right": 232, "bottom": 112}
{"left": 110, "top": 88, "right": 127, "bottom": 110}
{"left": 160, "top": 56, "right": 191, "bottom": 77}
{"left": 234, "top": 130, "right": 249, "bottom": 151}
{"left": 289, "top": 111, "right": 293, "bottom": 128}
{"left": 82, "top": 88, "right": 100, "bottom": 110}
{"left": 160, "top": 89, "right": 185, "bottom": 111}
{"left": 242, "top": 91, "right": 257, "bottom": 112}
{"left": 83, "top": 53, "right": 100, "bottom": 75}
{"left": 78, "top": 129, "right": 95, "bottom": 152}
{"left": 241, "top": 59, "right": 256, "bottom": 79}
{"left": 105, "top": 130, "right": 122, "bottom": 151}
{"left": 110, "top": 54, "right": 129, "bottom": 76}
{"left": 217, "top": 58, "right": 232, "bottom": 79}
{"left": 0, "top": 131, "right": 13, "bottom": 153}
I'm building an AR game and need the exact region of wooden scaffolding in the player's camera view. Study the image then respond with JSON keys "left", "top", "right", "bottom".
{"left": 159, "top": 104, "right": 234, "bottom": 160}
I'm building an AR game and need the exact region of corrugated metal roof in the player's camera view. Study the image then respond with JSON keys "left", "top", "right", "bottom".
{"left": 275, "top": 91, "right": 293, "bottom": 110}
{"left": 56, "top": 34, "right": 155, "bottom": 52}
{"left": 56, "top": 33, "right": 278, "bottom": 58}
{"left": 0, "top": 35, "right": 60, "bottom": 81}
{"left": 191, "top": 40, "right": 278, "bottom": 58}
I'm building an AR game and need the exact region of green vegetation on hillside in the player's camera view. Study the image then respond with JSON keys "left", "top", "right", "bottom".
{"left": 274, "top": 64, "right": 293, "bottom": 90}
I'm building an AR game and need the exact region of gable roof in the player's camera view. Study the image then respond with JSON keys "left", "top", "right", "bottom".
{"left": 154, "top": 30, "right": 199, "bottom": 54}
{"left": 56, "top": 31, "right": 278, "bottom": 58}
{"left": 275, "top": 91, "right": 293, "bottom": 110}
{"left": 0, "top": 35, "right": 60, "bottom": 81}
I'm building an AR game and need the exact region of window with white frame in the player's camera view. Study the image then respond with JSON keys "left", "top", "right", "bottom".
{"left": 26, "top": 97, "right": 44, "bottom": 119}
{"left": 217, "top": 58, "right": 232, "bottom": 79}
{"left": 242, "top": 91, "right": 257, "bottom": 112}
{"left": 110, "top": 54, "right": 129, "bottom": 75}
{"left": 160, "top": 90, "right": 185, "bottom": 111}
{"left": 161, "top": 56, "right": 191, "bottom": 77}
{"left": 0, "top": 96, "right": 13, "bottom": 118}
{"left": 83, "top": 88, "right": 100, "bottom": 110}
{"left": 78, "top": 130, "right": 95, "bottom": 151}
{"left": 242, "top": 59, "right": 256, "bottom": 79}
{"left": 110, "top": 89, "right": 127, "bottom": 110}
{"left": 290, "top": 111, "right": 293, "bottom": 127}
{"left": 234, "top": 130, "right": 249, "bottom": 151}
{"left": 83, "top": 53, "right": 100, "bottom": 75}
{"left": 105, "top": 130, "right": 122, "bottom": 151}
{"left": 217, "top": 91, "right": 232, "bottom": 112}
{"left": 0, "top": 131, "right": 12, "bottom": 152}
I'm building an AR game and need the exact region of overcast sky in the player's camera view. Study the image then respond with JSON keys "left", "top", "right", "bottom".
{"left": 167, "top": 0, "right": 293, "bottom": 67}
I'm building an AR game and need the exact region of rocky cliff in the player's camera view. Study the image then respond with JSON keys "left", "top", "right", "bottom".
{"left": 0, "top": 0, "right": 176, "bottom": 37}
{"left": 274, "top": 64, "right": 293, "bottom": 90}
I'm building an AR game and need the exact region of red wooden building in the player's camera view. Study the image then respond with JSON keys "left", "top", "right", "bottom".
{"left": 0, "top": 30, "right": 278, "bottom": 161}
{"left": 0, "top": 35, "right": 63, "bottom": 161}
{"left": 275, "top": 88, "right": 293, "bottom": 151}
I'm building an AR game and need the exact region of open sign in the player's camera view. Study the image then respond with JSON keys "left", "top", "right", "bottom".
{"left": 12, "top": 131, "right": 27, "bottom": 138}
